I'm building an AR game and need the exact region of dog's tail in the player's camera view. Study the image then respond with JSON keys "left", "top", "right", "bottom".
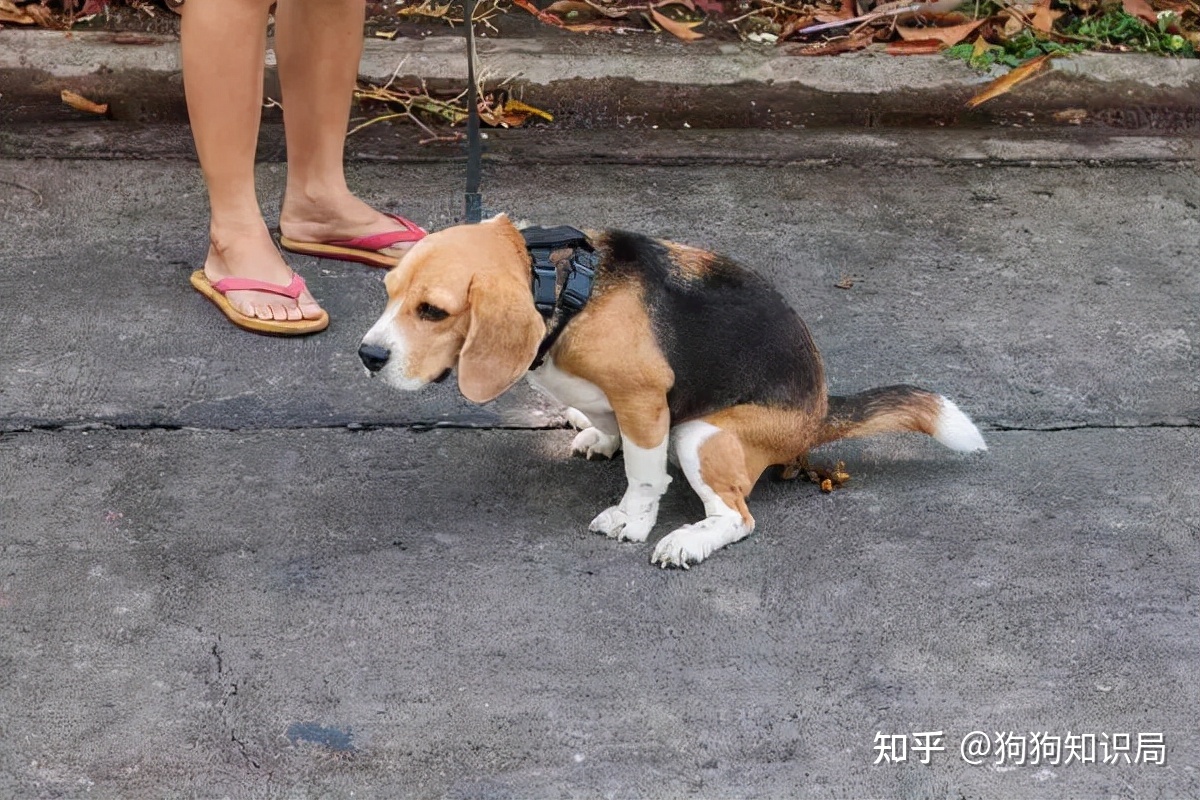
{"left": 817, "top": 385, "right": 986, "bottom": 452}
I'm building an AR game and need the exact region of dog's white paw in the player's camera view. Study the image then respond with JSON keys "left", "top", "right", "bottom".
{"left": 571, "top": 427, "right": 621, "bottom": 459}
{"left": 651, "top": 516, "right": 750, "bottom": 569}
{"left": 589, "top": 504, "right": 656, "bottom": 543}
{"left": 565, "top": 407, "right": 592, "bottom": 430}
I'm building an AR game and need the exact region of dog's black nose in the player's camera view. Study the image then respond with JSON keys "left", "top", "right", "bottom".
{"left": 358, "top": 343, "right": 391, "bottom": 373}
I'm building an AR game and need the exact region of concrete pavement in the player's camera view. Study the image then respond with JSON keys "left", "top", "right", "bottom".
{"left": 1, "top": 132, "right": 1199, "bottom": 797}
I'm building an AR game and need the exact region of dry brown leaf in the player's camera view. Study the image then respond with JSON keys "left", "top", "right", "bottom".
{"left": 504, "top": 98, "right": 554, "bottom": 122}
{"left": 1120, "top": 0, "right": 1158, "bottom": 24}
{"left": 970, "top": 33, "right": 989, "bottom": 59}
{"left": 512, "top": 0, "right": 568, "bottom": 26}
{"left": 1001, "top": 8, "right": 1026, "bottom": 36}
{"left": 888, "top": 37, "right": 949, "bottom": 52}
{"left": 0, "top": 0, "right": 36, "bottom": 24}
{"left": 648, "top": 6, "right": 705, "bottom": 39}
{"left": 1153, "top": 0, "right": 1191, "bottom": 14}
{"left": 1029, "top": 0, "right": 1064, "bottom": 32}
{"left": 966, "top": 54, "right": 1052, "bottom": 108}
{"left": 895, "top": 17, "right": 983, "bottom": 44}
{"left": 779, "top": 14, "right": 818, "bottom": 38}
{"left": 61, "top": 90, "right": 109, "bottom": 116}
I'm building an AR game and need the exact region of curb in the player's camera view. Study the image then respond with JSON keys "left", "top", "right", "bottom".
{"left": 2, "top": 29, "right": 1200, "bottom": 130}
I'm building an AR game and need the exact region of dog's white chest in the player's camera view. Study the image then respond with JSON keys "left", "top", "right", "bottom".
{"left": 527, "top": 360, "right": 613, "bottom": 418}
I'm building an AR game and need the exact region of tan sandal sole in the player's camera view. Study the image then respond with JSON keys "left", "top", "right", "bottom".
{"left": 190, "top": 270, "right": 329, "bottom": 336}
{"left": 279, "top": 236, "right": 406, "bottom": 269}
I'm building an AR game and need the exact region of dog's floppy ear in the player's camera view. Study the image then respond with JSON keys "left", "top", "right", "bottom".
{"left": 457, "top": 272, "right": 545, "bottom": 403}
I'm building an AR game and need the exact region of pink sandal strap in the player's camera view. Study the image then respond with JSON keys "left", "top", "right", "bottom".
{"left": 326, "top": 213, "right": 427, "bottom": 251}
{"left": 211, "top": 273, "right": 308, "bottom": 300}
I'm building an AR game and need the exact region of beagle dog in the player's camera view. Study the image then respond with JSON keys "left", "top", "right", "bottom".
{"left": 359, "top": 214, "right": 986, "bottom": 568}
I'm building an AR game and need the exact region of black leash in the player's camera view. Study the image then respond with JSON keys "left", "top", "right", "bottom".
{"left": 464, "top": 0, "right": 483, "bottom": 223}
{"left": 460, "top": 18, "right": 595, "bottom": 363}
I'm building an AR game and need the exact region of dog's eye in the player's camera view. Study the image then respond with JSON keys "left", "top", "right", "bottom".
{"left": 416, "top": 302, "right": 449, "bottom": 322}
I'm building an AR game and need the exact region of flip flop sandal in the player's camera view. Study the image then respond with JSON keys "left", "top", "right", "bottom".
{"left": 190, "top": 270, "right": 330, "bottom": 336}
{"left": 279, "top": 213, "right": 427, "bottom": 269}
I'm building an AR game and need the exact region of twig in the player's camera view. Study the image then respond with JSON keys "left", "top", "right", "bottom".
{"left": 751, "top": 0, "right": 819, "bottom": 15}
{"left": 791, "top": 0, "right": 963, "bottom": 34}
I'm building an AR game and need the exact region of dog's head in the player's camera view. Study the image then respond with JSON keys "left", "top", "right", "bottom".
{"left": 358, "top": 214, "right": 546, "bottom": 403}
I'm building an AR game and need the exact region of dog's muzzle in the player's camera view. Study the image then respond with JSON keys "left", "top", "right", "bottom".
{"left": 358, "top": 343, "right": 391, "bottom": 373}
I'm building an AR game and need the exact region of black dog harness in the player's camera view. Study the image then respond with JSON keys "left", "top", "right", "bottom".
{"left": 522, "top": 225, "right": 599, "bottom": 371}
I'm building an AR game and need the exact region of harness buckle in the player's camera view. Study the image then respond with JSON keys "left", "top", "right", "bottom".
{"left": 529, "top": 246, "right": 558, "bottom": 316}
{"left": 560, "top": 250, "right": 598, "bottom": 312}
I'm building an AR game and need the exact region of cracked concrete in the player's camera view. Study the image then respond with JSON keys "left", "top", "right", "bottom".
{"left": 1, "top": 131, "right": 1198, "bottom": 797}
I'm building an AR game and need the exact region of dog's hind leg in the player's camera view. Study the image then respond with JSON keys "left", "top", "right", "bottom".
{"left": 651, "top": 420, "right": 757, "bottom": 569}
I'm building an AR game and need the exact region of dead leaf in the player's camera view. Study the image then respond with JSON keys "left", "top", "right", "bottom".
{"left": 0, "top": 0, "right": 35, "bottom": 24}
{"left": 1153, "top": 0, "right": 1191, "bottom": 14}
{"left": 834, "top": 275, "right": 856, "bottom": 288}
{"left": 512, "top": 0, "right": 568, "bottom": 26}
{"left": 61, "top": 89, "right": 109, "bottom": 116}
{"left": 887, "top": 37, "right": 948, "bottom": 52}
{"left": 504, "top": 98, "right": 554, "bottom": 122}
{"left": 1001, "top": 8, "right": 1026, "bottom": 37}
{"left": 895, "top": 17, "right": 983, "bottom": 44}
{"left": 779, "top": 14, "right": 818, "bottom": 39}
{"left": 1029, "top": 0, "right": 1064, "bottom": 32}
{"left": 970, "top": 33, "right": 989, "bottom": 59}
{"left": 648, "top": 6, "right": 705, "bottom": 39}
{"left": 1120, "top": 0, "right": 1158, "bottom": 24}
{"left": 966, "top": 53, "right": 1053, "bottom": 108}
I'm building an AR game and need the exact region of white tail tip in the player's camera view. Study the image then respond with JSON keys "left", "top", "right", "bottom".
{"left": 934, "top": 396, "right": 987, "bottom": 452}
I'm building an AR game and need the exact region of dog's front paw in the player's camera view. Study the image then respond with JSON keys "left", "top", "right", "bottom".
{"left": 589, "top": 504, "right": 656, "bottom": 543}
{"left": 571, "top": 427, "right": 621, "bottom": 460}
{"left": 650, "top": 527, "right": 715, "bottom": 569}
{"left": 651, "top": 516, "right": 751, "bottom": 569}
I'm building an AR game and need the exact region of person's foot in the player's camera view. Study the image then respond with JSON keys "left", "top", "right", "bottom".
{"left": 280, "top": 189, "right": 424, "bottom": 264}
{"left": 203, "top": 222, "right": 324, "bottom": 322}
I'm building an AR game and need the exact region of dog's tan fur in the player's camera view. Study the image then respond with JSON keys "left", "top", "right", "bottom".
{"left": 377, "top": 220, "right": 544, "bottom": 402}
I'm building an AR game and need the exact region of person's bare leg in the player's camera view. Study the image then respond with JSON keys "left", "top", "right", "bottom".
{"left": 275, "top": 0, "right": 420, "bottom": 260}
{"left": 180, "top": 0, "right": 323, "bottom": 322}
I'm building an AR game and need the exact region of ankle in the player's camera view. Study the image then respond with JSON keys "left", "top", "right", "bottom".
{"left": 282, "top": 182, "right": 353, "bottom": 215}
{"left": 208, "top": 220, "right": 273, "bottom": 253}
